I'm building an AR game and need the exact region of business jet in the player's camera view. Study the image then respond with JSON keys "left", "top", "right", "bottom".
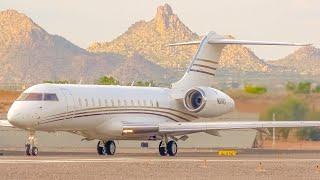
{"left": 0, "top": 31, "right": 318, "bottom": 156}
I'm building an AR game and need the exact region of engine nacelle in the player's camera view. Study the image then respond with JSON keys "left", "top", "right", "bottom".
{"left": 183, "top": 87, "right": 235, "bottom": 117}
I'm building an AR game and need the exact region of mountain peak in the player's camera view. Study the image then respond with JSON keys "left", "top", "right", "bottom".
{"left": 0, "top": 9, "right": 35, "bottom": 27}
{"left": 156, "top": 4, "right": 173, "bottom": 18}
{"left": 154, "top": 4, "right": 178, "bottom": 32}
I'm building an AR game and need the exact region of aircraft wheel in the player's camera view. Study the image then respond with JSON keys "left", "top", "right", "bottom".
{"left": 158, "top": 141, "right": 167, "bottom": 156}
{"left": 97, "top": 141, "right": 106, "bottom": 155}
{"left": 31, "top": 146, "right": 38, "bottom": 156}
{"left": 25, "top": 144, "right": 31, "bottom": 156}
{"left": 105, "top": 140, "right": 116, "bottom": 155}
{"left": 167, "top": 140, "right": 177, "bottom": 156}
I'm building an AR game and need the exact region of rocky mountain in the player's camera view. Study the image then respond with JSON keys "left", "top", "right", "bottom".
{"left": 111, "top": 53, "right": 176, "bottom": 84}
{"left": 0, "top": 10, "right": 172, "bottom": 84}
{"left": 219, "top": 43, "right": 271, "bottom": 72}
{"left": 88, "top": 4, "right": 272, "bottom": 73}
{"left": 269, "top": 46, "right": 320, "bottom": 75}
{"left": 88, "top": 4, "right": 199, "bottom": 68}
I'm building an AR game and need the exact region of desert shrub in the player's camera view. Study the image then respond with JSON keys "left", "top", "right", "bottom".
{"left": 97, "top": 76, "right": 119, "bottom": 85}
{"left": 286, "top": 82, "right": 296, "bottom": 91}
{"left": 244, "top": 84, "right": 267, "bottom": 94}
{"left": 43, "top": 80, "right": 70, "bottom": 84}
{"left": 314, "top": 85, "right": 320, "bottom": 93}
{"left": 260, "top": 96, "right": 308, "bottom": 139}
{"left": 296, "top": 82, "right": 311, "bottom": 94}
{"left": 134, "top": 80, "right": 156, "bottom": 87}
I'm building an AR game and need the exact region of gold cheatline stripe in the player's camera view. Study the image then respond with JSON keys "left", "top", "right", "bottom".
{"left": 192, "top": 63, "right": 217, "bottom": 71}
{"left": 189, "top": 69, "right": 215, "bottom": 77}
{"left": 45, "top": 106, "right": 198, "bottom": 119}
{"left": 42, "top": 108, "right": 192, "bottom": 123}
{"left": 39, "top": 111, "right": 182, "bottom": 125}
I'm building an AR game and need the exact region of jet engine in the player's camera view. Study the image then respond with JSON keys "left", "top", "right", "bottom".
{"left": 183, "top": 87, "right": 234, "bottom": 117}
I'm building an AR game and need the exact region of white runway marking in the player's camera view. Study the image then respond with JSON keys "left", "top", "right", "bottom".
{"left": 0, "top": 158, "right": 320, "bottom": 164}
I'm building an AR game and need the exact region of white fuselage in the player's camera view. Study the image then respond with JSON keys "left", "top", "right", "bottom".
{"left": 7, "top": 84, "right": 234, "bottom": 140}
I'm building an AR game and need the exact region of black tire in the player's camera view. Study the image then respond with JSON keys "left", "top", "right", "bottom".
{"left": 105, "top": 141, "right": 116, "bottom": 155}
{"left": 167, "top": 140, "right": 177, "bottom": 156}
{"left": 158, "top": 141, "right": 167, "bottom": 156}
{"left": 25, "top": 144, "right": 31, "bottom": 156}
{"left": 97, "top": 141, "right": 106, "bottom": 155}
{"left": 31, "top": 147, "right": 38, "bottom": 156}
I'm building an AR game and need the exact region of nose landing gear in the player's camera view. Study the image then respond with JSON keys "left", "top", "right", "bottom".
{"left": 25, "top": 131, "right": 38, "bottom": 156}
{"left": 97, "top": 140, "right": 116, "bottom": 155}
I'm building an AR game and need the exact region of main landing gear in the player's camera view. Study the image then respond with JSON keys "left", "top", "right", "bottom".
{"left": 159, "top": 135, "right": 178, "bottom": 156}
{"left": 25, "top": 131, "right": 38, "bottom": 156}
{"left": 97, "top": 140, "right": 116, "bottom": 155}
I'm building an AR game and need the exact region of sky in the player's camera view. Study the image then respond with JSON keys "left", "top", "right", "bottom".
{"left": 1, "top": 0, "right": 319, "bottom": 60}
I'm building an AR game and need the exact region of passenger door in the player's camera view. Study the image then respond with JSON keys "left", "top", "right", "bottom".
{"left": 60, "top": 88, "right": 75, "bottom": 114}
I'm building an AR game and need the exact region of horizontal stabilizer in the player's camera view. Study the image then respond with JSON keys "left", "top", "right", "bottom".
{"left": 168, "top": 32, "right": 311, "bottom": 47}
{"left": 208, "top": 39, "right": 311, "bottom": 46}
{"left": 168, "top": 41, "right": 201, "bottom": 46}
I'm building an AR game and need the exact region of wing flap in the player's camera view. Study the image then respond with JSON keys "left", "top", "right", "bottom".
{"left": 158, "top": 121, "right": 320, "bottom": 134}
{"left": 122, "top": 121, "right": 320, "bottom": 136}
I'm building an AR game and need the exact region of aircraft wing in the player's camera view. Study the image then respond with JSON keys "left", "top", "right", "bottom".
{"left": 122, "top": 121, "right": 320, "bottom": 135}
{"left": 0, "top": 120, "right": 14, "bottom": 127}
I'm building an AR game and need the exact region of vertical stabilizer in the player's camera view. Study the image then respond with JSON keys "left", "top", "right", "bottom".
{"left": 171, "top": 31, "right": 225, "bottom": 92}
{"left": 169, "top": 31, "right": 310, "bottom": 97}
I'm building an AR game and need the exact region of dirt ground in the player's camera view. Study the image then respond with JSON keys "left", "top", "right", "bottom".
{"left": 0, "top": 90, "right": 20, "bottom": 114}
{"left": 1, "top": 149, "right": 320, "bottom": 180}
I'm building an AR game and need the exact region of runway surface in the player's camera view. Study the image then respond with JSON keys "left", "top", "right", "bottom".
{"left": 1, "top": 149, "right": 320, "bottom": 180}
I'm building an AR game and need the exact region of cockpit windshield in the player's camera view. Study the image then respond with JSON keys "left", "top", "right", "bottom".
{"left": 17, "top": 93, "right": 59, "bottom": 101}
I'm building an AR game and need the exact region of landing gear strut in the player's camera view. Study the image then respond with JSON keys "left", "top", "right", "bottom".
{"left": 97, "top": 140, "right": 116, "bottom": 155}
{"left": 158, "top": 135, "right": 178, "bottom": 156}
{"left": 25, "top": 131, "right": 38, "bottom": 156}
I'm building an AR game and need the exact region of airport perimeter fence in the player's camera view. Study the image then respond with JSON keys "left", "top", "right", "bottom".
{"left": 0, "top": 83, "right": 30, "bottom": 91}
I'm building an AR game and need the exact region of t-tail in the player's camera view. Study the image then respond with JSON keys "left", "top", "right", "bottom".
{"left": 170, "top": 31, "right": 311, "bottom": 93}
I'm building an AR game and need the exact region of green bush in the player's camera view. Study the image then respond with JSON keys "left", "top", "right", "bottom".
{"left": 43, "top": 80, "right": 70, "bottom": 84}
{"left": 97, "top": 76, "right": 119, "bottom": 85}
{"left": 244, "top": 84, "right": 267, "bottom": 94}
{"left": 286, "top": 81, "right": 315, "bottom": 94}
{"left": 286, "top": 82, "right": 296, "bottom": 91}
{"left": 296, "top": 82, "right": 311, "bottom": 94}
{"left": 260, "top": 96, "right": 308, "bottom": 139}
{"left": 314, "top": 86, "right": 320, "bottom": 93}
{"left": 134, "top": 80, "right": 155, "bottom": 87}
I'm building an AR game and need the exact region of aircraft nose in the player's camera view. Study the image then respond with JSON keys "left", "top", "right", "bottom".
{"left": 7, "top": 107, "right": 24, "bottom": 127}
{"left": 7, "top": 103, "right": 38, "bottom": 128}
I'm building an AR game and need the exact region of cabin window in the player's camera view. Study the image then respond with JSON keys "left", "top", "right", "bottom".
{"left": 78, "top": 98, "right": 82, "bottom": 107}
{"left": 104, "top": 99, "right": 108, "bottom": 106}
{"left": 156, "top": 101, "right": 159, "bottom": 107}
{"left": 17, "top": 93, "right": 43, "bottom": 101}
{"left": 137, "top": 100, "right": 140, "bottom": 106}
{"left": 44, "top": 93, "right": 59, "bottom": 101}
{"left": 85, "top": 99, "right": 88, "bottom": 107}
